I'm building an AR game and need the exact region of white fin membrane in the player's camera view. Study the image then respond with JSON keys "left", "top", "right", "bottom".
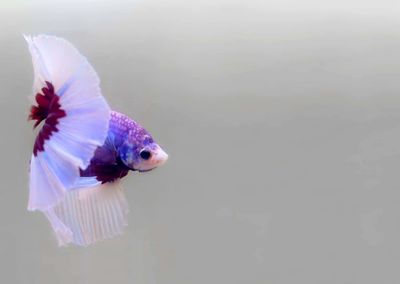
{"left": 25, "top": 35, "right": 111, "bottom": 211}
{"left": 44, "top": 181, "right": 129, "bottom": 246}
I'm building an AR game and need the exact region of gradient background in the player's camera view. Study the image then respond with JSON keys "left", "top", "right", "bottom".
{"left": 1, "top": 0, "right": 400, "bottom": 283}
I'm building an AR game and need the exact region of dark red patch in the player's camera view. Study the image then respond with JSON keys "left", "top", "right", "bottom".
{"left": 29, "top": 81, "right": 66, "bottom": 156}
{"left": 80, "top": 161, "right": 130, "bottom": 184}
{"left": 79, "top": 141, "right": 133, "bottom": 184}
{"left": 79, "top": 146, "right": 132, "bottom": 184}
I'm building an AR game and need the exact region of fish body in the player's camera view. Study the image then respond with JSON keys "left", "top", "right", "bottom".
{"left": 80, "top": 111, "right": 168, "bottom": 184}
{"left": 25, "top": 35, "right": 168, "bottom": 246}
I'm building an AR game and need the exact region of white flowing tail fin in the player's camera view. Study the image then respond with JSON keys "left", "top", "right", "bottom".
{"left": 25, "top": 35, "right": 110, "bottom": 211}
{"left": 44, "top": 182, "right": 129, "bottom": 246}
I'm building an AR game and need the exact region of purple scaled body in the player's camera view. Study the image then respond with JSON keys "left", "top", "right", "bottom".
{"left": 80, "top": 111, "right": 166, "bottom": 183}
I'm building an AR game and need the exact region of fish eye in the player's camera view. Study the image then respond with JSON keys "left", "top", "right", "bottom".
{"left": 139, "top": 149, "right": 151, "bottom": 160}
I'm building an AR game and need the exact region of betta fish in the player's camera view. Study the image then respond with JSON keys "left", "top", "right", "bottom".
{"left": 25, "top": 35, "right": 168, "bottom": 246}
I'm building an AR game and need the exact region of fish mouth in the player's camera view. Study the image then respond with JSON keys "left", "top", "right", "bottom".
{"left": 153, "top": 147, "right": 168, "bottom": 166}
{"left": 138, "top": 168, "right": 155, "bottom": 173}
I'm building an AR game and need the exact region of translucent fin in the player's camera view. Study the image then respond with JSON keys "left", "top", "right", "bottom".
{"left": 43, "top": 210, "right": 73, "bottom": 246}
{"left": 24, "top": 35, "right": 51, "bottom": 98}
{"left": 43, "top": 182, "right": 129, "bottom": 246}
{"left": 74, "top": 177, "right": 101, "bottom": 189}
{"left": 28, "top": 140, "right": 85, "bottom": 211}
{"left": 25, "top": 35, "right": 111, "bottom": 211}
{"left": 25, "top": 35, "right": 97, "bottom": 95}
{"left": 28, "top": 154, "right": 67, "bottom": 211}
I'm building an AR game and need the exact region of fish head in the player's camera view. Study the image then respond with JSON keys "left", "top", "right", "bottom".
{"left": 118, "top": 127, "right": 168, "bottom": 172}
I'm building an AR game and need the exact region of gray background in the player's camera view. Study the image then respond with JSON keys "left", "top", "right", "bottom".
{"left": 1, "top": 0, "right": 400, "bottom": 283}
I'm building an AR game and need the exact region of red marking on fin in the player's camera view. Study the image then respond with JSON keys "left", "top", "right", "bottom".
{"left": 29, "top": 82, "right": 66, "bottom": 156}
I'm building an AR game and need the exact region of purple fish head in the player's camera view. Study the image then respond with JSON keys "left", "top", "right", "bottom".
{"left": 118, "top": 125, "right": 168, "bottom": 172}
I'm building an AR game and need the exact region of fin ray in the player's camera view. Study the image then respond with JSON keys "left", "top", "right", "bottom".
{"left": 44, "top": 181, "right": 129, "bottom": 246}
